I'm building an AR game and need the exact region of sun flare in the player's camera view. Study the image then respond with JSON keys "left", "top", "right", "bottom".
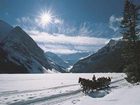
{"left": 39, "top": 10, "right": 53, "bottom": 26}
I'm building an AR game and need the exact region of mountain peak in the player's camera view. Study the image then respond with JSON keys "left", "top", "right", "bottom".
{"left": 14, "top": 26, "right": 22, "bottom": 29}
{"left": 11, "top": 26, "right": 24, "bottom": 33}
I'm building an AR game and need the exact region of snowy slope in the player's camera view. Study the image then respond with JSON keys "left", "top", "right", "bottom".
{"left": 59, "top": 52, "right": 91, "bottom": 66}
{"left": 45, "top": 52, "right": 70, "bottom": 69}
{"left": 0, "top": 20, "right": 64, "bottom": 73}
{"left": 47, "top": 59, "right": 67, "bottom": 73}
{"left": 2, "top": 26, "right": 51, "bottom": 73}
{"left": 71, "top": 40, "right": 124, "bottom": 73}
{"left": 0, "top": 73, "right": 140, "bottom": 105}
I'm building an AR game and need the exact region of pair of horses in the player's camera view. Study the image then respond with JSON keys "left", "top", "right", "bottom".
{"left": 78, "top": 76, "right": 111, "bottom": 93}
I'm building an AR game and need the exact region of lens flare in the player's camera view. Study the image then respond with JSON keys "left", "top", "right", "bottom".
{"left": 39, "top": 10, "right": 53, "bottom": 27}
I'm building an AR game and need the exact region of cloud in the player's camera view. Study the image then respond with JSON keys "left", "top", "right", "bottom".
{"left": 16, "top": 17, "right": 32, "bottom": 23}
{"left": 54, "top": 18, "right": 63, "bottom": 24}
{"left": 78, "top": 22, "right": 93, "bottom": 36}
{"left": 27, "top": 30, "right": 108, "bottom": 46}
{"left": 16, "top": 17, "right": 37, "bottom": 31}
{"left": 16, "top": 16, "right": 64, "bottom": 31}
{"left": 109, "top": 15, "right": 123, "bottom": 32}
{"left": 26, "top": 29, "right": 109, "bottom": 54}
{"left": 16, "top": 16, "right": 113, "bottom": 54}
{"left": 16, "top": 16, "right": 96, "bottom": 37}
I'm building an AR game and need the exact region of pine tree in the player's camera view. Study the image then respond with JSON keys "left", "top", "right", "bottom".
{"left": 121, "top": 0, "right": 140, "bottom": 82}
{"left": 121, "top": 0, "right": 131, "bottom": 40}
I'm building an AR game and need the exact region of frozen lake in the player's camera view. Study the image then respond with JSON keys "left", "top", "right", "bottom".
{"left": 0, "top": 73, "right": 140, "bottom": 105}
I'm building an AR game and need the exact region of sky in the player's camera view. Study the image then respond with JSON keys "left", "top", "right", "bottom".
{"left": 0, "top": 0, "right": 140, "bottom": 54}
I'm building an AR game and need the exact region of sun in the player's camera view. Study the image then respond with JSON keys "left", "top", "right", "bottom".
{"left": 39, "top": 10, "right": 53, "bottom": 27}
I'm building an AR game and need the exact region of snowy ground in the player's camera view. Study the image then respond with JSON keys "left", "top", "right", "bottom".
{"left": 0, "top": 73, "right": 140, "bottom": 105}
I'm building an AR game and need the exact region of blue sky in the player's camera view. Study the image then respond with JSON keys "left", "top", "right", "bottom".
{"left": 0, "top": 0, "right": 140, "bottom": 54}
{"left": 0, "top": 0, "right": 123, "bottom": 23}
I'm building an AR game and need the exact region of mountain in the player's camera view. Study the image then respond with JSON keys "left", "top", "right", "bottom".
{"left": 47, "top": 59, "right": 67, "bottom": 73}
{"left": 58, "top": 52, "right": 91, "bottom": 66}
{"left": 70, "top": 39, "right": 125, "bottom": 73}
{"left": 0, "top": 20, "right": 63, "bottom": 73}
{"left": 45, "top": 52, "right": 69, "bottom": 69}
{"left": 0, "top": 20, "right": 13, "bottom": 41}
{"left": 0, "top": 45, "right": 29, "bottom": 73}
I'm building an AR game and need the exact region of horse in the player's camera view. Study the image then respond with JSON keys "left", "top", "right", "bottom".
{"left": 78, "top": 76, "right": 111, "bottom": 93}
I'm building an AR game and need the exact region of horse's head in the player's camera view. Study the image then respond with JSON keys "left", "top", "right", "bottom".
{"left": 78, "top": 77, "right": 82, "bottom": 83}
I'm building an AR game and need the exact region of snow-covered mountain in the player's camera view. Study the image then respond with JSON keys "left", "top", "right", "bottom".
{"left": 0, "top": 45, "right": 29, "bottom": 73}
{"left": 0, "top": 20, "right": 63, "bottom": 73}
{"left": 58, "top": 52, "right": 92, "bottom": 66}
{"left": 45, "top": 52, "right": 70, "bottom": 69}
{"left": 70, "top": 39, "right": 125, "bottom": 73}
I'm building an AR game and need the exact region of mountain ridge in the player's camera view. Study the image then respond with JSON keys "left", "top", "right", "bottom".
{"left": 45, "top": 51, "right": 70, "bottom": 69}
{"left": 70, "top": 39, "right": 125, "bottom": 73}
{"left": 0, "top": 20, "right": 64, "bottom": 73}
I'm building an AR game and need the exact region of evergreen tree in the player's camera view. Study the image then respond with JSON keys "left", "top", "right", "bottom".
{"left": 121, "top": 0, "right": 140, "bottom": 82}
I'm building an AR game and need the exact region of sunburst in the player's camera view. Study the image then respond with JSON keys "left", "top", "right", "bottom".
{"left": 39, "top": 10, "right": 53, "bottom": 27}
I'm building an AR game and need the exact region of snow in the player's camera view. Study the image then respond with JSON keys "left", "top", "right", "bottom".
{"left": 2, "top": 26, "right": 53, "bottom": 73}
{"left": 45, "top": 52, "right": 69, "bottom": 69}
{"left": 0, "top": 73, "right": 140, "bottom": 105}
{"left": 67, "top": 66, "right": 73, "bottom": 72}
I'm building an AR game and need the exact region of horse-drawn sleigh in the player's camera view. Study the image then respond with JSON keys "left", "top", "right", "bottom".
{"left": 78, "top": 75, "right": 111, "bottom": 93}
